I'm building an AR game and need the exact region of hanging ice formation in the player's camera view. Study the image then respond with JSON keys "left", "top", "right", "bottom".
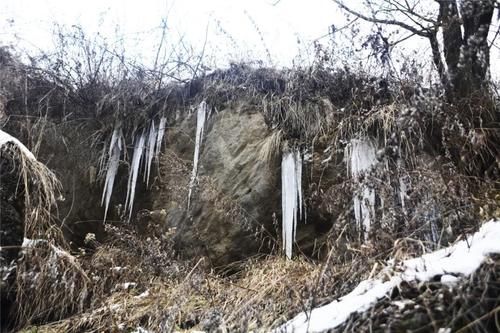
{"left": 144, "top": 121, "right": 157, "bottom": 186}
{"left": 187, "top": 101, "right": 208, "bottom": 209}
{"left": 348, "top": 138, "right": 377, "bottom": 239}
{"left": 281, "top": 150, "right": 303, "bottom": 259}
{"left": 155, "top": 117, "right": 167, "bottom": 161}
{"left": 101, "top": 126, "right": 124, "bottom": 221}
{"left": 101, "top": 117, "right": 167, "bottom": 221}
{"left": 124, "top": 130, "right": 146, "bottom": 220}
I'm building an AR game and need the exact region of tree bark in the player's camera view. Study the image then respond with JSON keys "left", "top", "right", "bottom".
{"left": 436, "top": 1, "right": 462, "bottom": 85}
{"left": 436, "top": 0, "right": 495, "bottom": 101}
{"left": 458, "top": 0, "right": 495, "bottom": 96}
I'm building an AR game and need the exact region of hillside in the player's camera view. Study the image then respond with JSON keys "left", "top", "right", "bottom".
{"left": 1, "top": 45, "right": 499, "bottom": 332}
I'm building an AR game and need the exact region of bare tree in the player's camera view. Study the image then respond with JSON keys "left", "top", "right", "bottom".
{"left": 333, "top": 0, "right": 498, "bottom": 101}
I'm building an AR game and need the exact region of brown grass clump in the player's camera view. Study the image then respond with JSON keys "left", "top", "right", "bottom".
{"left": 29, "top": 255, "right": 325, "bottom": 332}
{"left": 21, "top": 219, "right": 383, "bottom": 332}
{"left": 24, "top": 221, "right": 387, "bottom": 333}
{"left": 15, "top": 240, "right": 90, "bottom": 327}
{"left": 0, "top": 134, "right": 62, "bottom": 242}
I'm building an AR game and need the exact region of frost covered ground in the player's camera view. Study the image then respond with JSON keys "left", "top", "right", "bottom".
{"left": 277, "top": 219, "right": 500, "bottom": 333}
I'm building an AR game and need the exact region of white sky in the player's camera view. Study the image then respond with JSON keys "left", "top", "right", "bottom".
{"left": 0, "top": 0, "right": 497, "bottom": 80}
{"left": 0, "top": 0, "right": 343, "bottom": 68}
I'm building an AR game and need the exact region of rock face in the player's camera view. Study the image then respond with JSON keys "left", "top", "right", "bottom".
{"left": 2, "top": 94, "right": 335, "bottom": 267}
{"left": 151, "top": 102, "right": 280, "bottom": 266}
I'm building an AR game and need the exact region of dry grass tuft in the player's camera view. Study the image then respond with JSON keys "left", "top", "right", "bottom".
{"left": 0, "top": 141, "right": 62, "bottom": 242}
{"left": 15, "top": 240, "right": 90, "bottom": 328}
{"left": 259, "top": 129, "right": 283, "bottom": 165}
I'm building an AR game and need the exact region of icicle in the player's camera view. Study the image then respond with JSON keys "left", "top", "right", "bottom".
{"left": 397, "top": 159, "right": 409, "bottom": 215}
{"left": 295, "top": 150, "right": 303, "bottom": 221}
{"left": 144, "top": 120, "right": 157, "bottom": 187}
{"left": 124, "top": 131, "right": 146, "bottom": 220}
{"left": 187, "top": 101, "right": 208, "bottom": 209}
{"left": 101, "top": 126, "right": 123, "bottom": 221}
{"left": 349, "top": 138, "right": 377, "bottom": 240}
{"left": 281, "top": 149, "right": 303, "bottom": 259}
{"left": 155, "top": 117, "right": 167, "bottom": 160}
{"left": 399, "top": 176, "right": 408, "bottom": 213}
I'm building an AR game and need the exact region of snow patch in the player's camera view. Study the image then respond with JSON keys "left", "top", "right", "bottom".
{"left": 0, "top": 129, "right": 36, "bottom": 160}
{"left": 277, "top": 219, "right": 500, "bottom": 333}
{"left": 134, "top": 290, "right": 150, "bottom": 299}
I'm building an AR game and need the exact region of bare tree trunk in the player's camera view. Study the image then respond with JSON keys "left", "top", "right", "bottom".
{"left": 435, "top": 0, "right": 495, "bottom": 101}
{"left": 458, "top": 0, "right": 495, "bottom": 97}
{"left": 436, "top": 0, "right": 462, "bottom": 98}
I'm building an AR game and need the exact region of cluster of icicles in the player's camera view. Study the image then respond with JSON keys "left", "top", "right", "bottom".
{"left": 100, "top": 102, "right": 209, "bottom": 222}
{"left": 282, "top": 138, "right": 382, "bottom": 258}
{"left": 348, "top": 139, "right": 378, "bottom": 240}
{"left": 99, "top": 103, "right": 406, "bottom": 258}
{"left": 101, "top": 117, "right": 167, "bottom": 221}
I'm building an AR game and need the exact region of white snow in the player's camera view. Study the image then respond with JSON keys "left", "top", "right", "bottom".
{"left": 121, "top": 282, "right": 137, "bottom": 289}
{"left": 133, "top": 328, "right": 152, "bottom": 333}
{"left": 277, "top": 219, "right": 500, "bottom": 333}
{"left": 188, "top": 101, "right": 208, "bottom": 208}
{"left": 0, "top": 129, "right": 36, "bottom": 160}
{"left": 134, "top": 290, "right": 150, "bottom": 299}
{"left": 22, "top": 238, "right": 45, "bottom": 248}
{"left": 440, "top": 275, "right": 459, "bottom": 284}
{"left": 348, "top": 138, "right": 377, "bottom": 239}
{"left": 110, "top": 266, "right": 126, "bottom": 272}
{"left": 124, "top": 131, "right": 146, "bottom": 220}
{"left": 281, "top": 149, "right": 303, "bottom": 259}
{"left": 101, "top": 126, "right": 123, "bottom": 221}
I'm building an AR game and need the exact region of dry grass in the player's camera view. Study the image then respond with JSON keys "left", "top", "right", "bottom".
{"left": 18, "top": 218, "right": 387, "bottom": 333}
{"left": 0, "top": 142, "right": 62, "bottom": 242}
{"left": 27, "top": 255, "right": 325, "bottom": 332}
{"left": 259, "top": 129, "right": 283, "bottom": 165}
{"left": 15, "top": 241, "right": 90, "bottom": 328}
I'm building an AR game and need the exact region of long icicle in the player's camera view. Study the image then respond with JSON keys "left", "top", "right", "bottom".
{"left": 125, "top": 130, "right": 146, "bottom": 221}
{"left": 349, "top": 138, "right": 377, "bottom": 240}
{"left": 155, "top": 117, "right": 167, "bottom": 161}
{"left": 187, "top": 101, "right": 208, "bottom": 209}
{"left": 295, "top": 150, "right": 303, "bottom": 221}
{"left": 145, "top": 120, "right": 157, "bottom": 187}
{"left": 101, "top": 126, "right": 123, "bottom": 221}
{"left": 281, "top": 149, "right": 303, "bottom": 259}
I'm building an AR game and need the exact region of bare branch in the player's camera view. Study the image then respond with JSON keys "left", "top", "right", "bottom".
{"left": 332, "top": 0, "right": 432, "bottom": 37}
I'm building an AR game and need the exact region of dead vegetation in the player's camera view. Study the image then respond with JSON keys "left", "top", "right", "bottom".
{"left": 1, "top": 29, "right": 499, "bottom": 332}
{"left": 0, "top": 134, "right": 62, "bottom": 241}
{"left": 18, "top": 223, "right": 380, "bottom": 332}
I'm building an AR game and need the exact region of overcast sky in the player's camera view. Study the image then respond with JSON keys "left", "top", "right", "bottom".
{"left": 0, "top": 0, "right": 345, "bottom": 68}
{"left": 0, "top": 0, "right": 498, "bottom": 81}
